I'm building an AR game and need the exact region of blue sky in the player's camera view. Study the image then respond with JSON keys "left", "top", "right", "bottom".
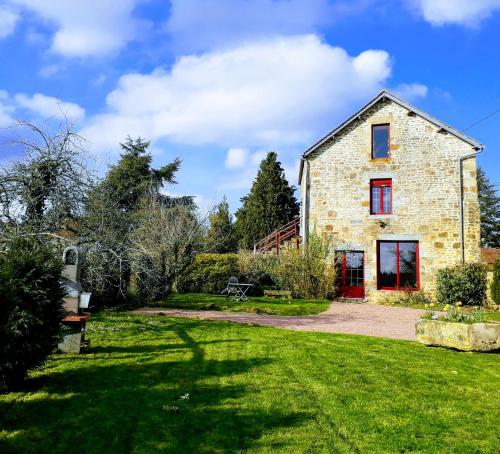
{"left": 0, "top": 0, "right": 499, "bottom": 211}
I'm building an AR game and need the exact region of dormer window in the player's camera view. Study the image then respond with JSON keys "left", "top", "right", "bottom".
{"left": 372, "top": 124, "right": 390, "bottom": 159}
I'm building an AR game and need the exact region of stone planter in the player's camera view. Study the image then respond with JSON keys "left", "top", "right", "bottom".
{"left": 416, "top": 319, "right": 500, "bottom": 352}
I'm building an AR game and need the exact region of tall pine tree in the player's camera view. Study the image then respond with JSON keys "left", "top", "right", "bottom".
{"left": 235, "top": 152, "right": 299, "bottom": 249}
{"left": 477, "top": 166, "right": 500, "bottom": 247}
{"left": 102, "top": 136, "right": 181, "bottom": 212}
{"left": 207, "top": 196, "right": 237, "bottom": 253}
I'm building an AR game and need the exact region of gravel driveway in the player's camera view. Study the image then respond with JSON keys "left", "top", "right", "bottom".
{"left": 132, "top": 302, "right": 427, "bottom": 341}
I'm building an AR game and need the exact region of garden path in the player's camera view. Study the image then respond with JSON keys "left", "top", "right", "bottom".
{"left": 132, "top": 302, "right": 428, "bottom": 341}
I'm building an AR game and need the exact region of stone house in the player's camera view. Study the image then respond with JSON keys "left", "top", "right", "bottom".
{"left": 298, "top": 90, "right": 482, "bottom": 301}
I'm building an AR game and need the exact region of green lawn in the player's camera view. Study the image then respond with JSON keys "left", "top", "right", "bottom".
{"left": 154, "top": 293, "right": 331, "bottom": 316}
{"left": 1, "top": 314, "right": 499, "bottom": 453}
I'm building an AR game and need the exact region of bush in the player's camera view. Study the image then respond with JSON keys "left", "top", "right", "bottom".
{"left": 260, "top": 234, "right": 336, "bottom": 299}
{"left": 383, "top": 290, "right": 434, "bottom": 307}
{"left": 176, "top": 253, "right": 239, "bottom": 294}
{"left": 491, "top": 259, "right": 500, "bottom": 305}
{"left": 80, "top": 248, "right": 129, "bottom": 308}
{"left": 0, "top": 238, "right": 65, "bottom": 390}
{"left": 436, "top": 263, "right": 487, "bottom": 306}
{"left": 237, "top": 251, "right": 272, "bottom": 292}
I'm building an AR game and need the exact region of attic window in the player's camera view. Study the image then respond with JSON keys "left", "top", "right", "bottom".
{"left": 372, "top": 124, "right": 390, "bottom": 159}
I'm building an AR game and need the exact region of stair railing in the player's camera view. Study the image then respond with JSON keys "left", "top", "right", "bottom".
{"left": 253, "top": 217, "right": 300, "bottom": 254}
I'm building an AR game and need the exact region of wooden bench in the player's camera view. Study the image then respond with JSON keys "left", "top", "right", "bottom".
{"left": 264, "top": 289, "right": 292, "bottom": 298}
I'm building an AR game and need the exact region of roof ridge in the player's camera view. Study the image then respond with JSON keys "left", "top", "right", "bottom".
{"left": 298, "top": 90, "right": 483, "bottom": 183}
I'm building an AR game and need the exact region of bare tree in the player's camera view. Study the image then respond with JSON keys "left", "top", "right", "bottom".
{"left": 128, "top": 193, "right": 206, "bottom": 299}
{"left": 0, "top": 119, "right": 95, "bottom": 239}
{"left": 0, "top": 121, "right": 212, "bottom": 306}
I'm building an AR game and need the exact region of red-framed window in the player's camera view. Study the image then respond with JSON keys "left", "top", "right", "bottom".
{"left": 377, "top": 241, "right": 419, "bottom": 290}
{"left": 370, "top": 179, "right": 392, "bottom": 214}
{"left": 372, "top": 124, "right": 390, "bottom": 159}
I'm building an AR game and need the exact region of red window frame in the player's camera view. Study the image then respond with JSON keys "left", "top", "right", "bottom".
{"left": 371, "top": 124, "right": 390, "bottom": 159}
{"left": 376, "top": 240, "right": 420, "bottom": 291}
{"left": 370, "top": 179, "right": 392, "bottom": 214}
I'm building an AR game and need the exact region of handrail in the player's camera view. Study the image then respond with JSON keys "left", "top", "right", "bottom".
{"left": 255, "top": 218, "right": 298, "bottom": 247}
{"left": 254, "top": 217, "right": 300, "bottom": 254}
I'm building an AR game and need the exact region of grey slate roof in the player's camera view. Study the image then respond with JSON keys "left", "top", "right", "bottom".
{"left": 298, "top": 90, "right": 483, "bottom": 183}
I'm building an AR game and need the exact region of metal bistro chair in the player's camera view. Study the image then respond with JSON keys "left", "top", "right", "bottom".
{"left": 222, "top": 276, "right": 240, "bottom": 300}
{"left": 222, "top": 276, "right": 253, "bottom": 302}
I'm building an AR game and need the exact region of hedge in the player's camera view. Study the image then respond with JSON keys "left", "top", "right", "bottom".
{"left": 436, "top": 262, "right": 487, "bottom": 306}
{"left": 176, "top": 253, "right": 239, "bottom": 294}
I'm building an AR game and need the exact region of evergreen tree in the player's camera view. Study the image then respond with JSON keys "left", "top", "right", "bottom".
{"left": 80, "top": 137, "right": 182, "bottom": 303}
{"left": 235, "top": 152, "right": 299, "bottom": 249}
{"left": 207, "top": 196, "right": 237, "bottom": 253}
{"left": 102, "top": 136, "right": 181, "bottom": 212}
{"left": 477, "top": 166, "right": 500, "bottom": 247}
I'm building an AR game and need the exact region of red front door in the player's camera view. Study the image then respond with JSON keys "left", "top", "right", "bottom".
{"left": 338, "top": 251, "right": 365, "bottom": 298}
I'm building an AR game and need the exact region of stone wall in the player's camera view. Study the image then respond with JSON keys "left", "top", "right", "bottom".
{"left": 301, "top": 98, "right": 481, "bottom": 301}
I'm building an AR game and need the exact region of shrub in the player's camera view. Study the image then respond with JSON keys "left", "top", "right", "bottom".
{"left": 491, "top": 259, "right": 500, "bottom": 305}
{"left": 176, "top": 253, "right": 239, "bottom": 294}
{"left": 260, "top": 234, "right": 336, "bottom": 299}
{"left": 0, "top": 238, "right": 65, "bottom": 390}
{"left": 383, "top": 290, "right": 434, "bottom": 307}
{"left": 237, "top": 251, "right": 273, "bottom": 291}
{"left": 80, "top": 248, "right": 129, "bottom": 307}
{"left": 436, "top": 263, "right": 487, "bottom": 306}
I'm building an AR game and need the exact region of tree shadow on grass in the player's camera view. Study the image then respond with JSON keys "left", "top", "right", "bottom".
{"left": 0, "top": 321, "right": 310, "bottom": 453}
{"left": 89, "top": 338, "right": 248, "bottom": 355}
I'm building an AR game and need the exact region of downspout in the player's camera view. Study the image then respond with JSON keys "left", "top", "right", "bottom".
{"left": 459, "top": 147, "right": 483, "bottom": 264}
{"left": 301, "top": 159, "right": 310, "bottom": 247}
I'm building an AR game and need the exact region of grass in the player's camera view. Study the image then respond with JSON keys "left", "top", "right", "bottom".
{"left": 1, "top": 313, "right": 499, "bottom": 453}
{"left": 484, "top": 311, "right": 500, "bottom": 322}
{"left": 152, "top": 293, "right": 331, "bottom": 316}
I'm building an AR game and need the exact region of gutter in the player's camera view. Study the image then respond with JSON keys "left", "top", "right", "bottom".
{"left": 459, "top": 147, "right": 484, "bottom": 263}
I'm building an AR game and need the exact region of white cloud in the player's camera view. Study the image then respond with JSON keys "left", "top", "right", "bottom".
{"left": 225, "top": 147, "right": 248, "bottom": 169}
{"left": 409, "top": 0, "right": 500, "bottom": 27}
{"left": 9, "top": 0, "right": 146, "bottom": 57}
{"left": 393, "top": 83, "right": 428, "bottom": 100}
{"left": 0, "top": 6, "right": 19, "bottom": 38}
{"left": 15, "top": 93, "right": 85, "bottom": 121}
{"left": 0, "top": 91, "right": 15, "bottom": 126}
{"left": 82, "top": 35, "right": 393, "bottom": 153}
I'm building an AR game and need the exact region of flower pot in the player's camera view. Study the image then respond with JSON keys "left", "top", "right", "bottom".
{"left": 416, "top": 319, "right": 500, "bottom": 352}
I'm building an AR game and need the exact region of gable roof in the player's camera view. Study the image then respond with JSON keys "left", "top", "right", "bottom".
{"left": 298, "top": 90, "right": 483, "bottom": 183}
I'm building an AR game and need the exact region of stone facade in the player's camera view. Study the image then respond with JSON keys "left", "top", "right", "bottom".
{"left": 300, "top": 95, "right": 481, "bottom": 302}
